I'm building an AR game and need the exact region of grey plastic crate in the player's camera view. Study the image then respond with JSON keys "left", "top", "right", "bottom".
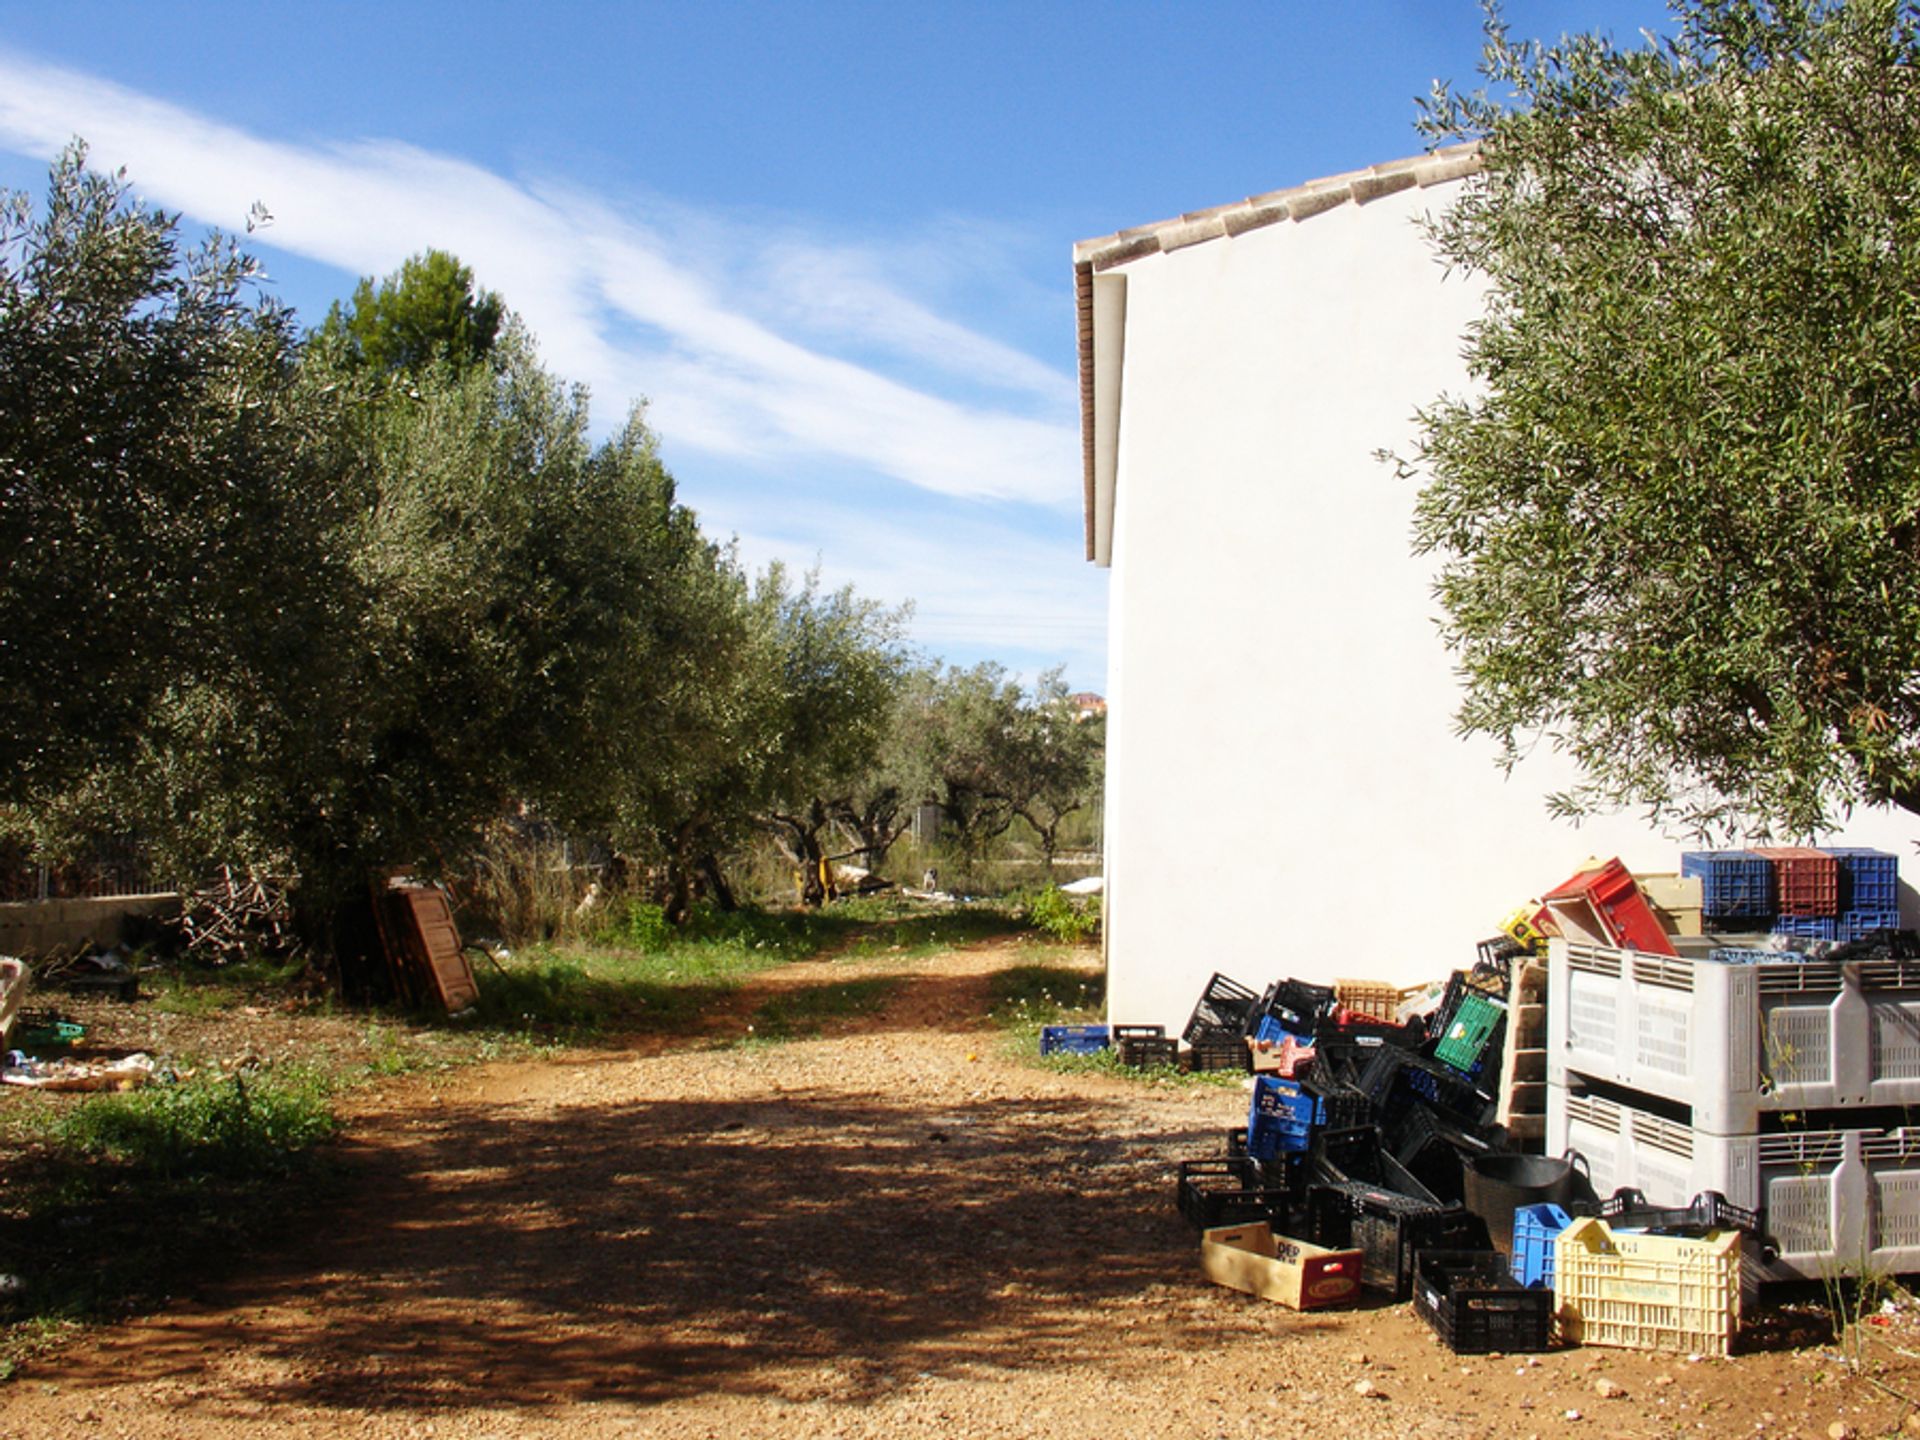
{"left": 1548, "top": 937, "right": 1920, "bottom": 1133}
{"left": 1549, "top": 1078, "right": 1920, "bottom": 1282}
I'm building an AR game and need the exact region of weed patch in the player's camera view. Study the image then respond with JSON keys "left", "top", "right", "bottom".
{"left": 746, "top": 978, "right": 902, "bottom": 1041}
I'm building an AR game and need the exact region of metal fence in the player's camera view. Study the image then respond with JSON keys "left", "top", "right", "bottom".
{"left": 0, "top": 836, "right": 161, "bottom": 903}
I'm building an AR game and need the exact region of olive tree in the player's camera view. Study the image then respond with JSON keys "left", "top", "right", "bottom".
{"left": 1399, "top": 0, "right": 1920, "bottom": 837}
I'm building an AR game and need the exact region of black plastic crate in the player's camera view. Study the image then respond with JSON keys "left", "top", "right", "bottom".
{"left": 1182, "top": 973, "right": 1260, "bottom": 1046}
{"left": 1307, "top": 1183, "right": 1492, "bottom": 1298}
{"left": 1187, "top": 1033, "right": 1249, "bottom": 1073}
{"left": 1119, "top": 1035, "right": 1179, "bottom": 1069}
{"left": 1177, "top": 1157, "right": 1293, "bottom": 1230}
{"left": 1389, "top": 1104, "right": 1501, "bottom": 1205}
{"left": 1598, "top": 1187, "right": 1761, "bottom": 1238}
{"left": 1300, "top": 1072, "right": 1372, "bottom": 1131}
{"left": 1243, "top": 977, "right": 1337, "bottom": 1039}
{"left": 1414, "top": 1250, "right": 1554, "bottom": 1354}
{"left": 1359, "top": 1046, "right": 1499, "bottom": 1130}
{"left": 1310, "top": 1126, "right": 1440, "bottom": 1203}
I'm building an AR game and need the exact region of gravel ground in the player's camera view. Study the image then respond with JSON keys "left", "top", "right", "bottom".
{"left": 4, "top": 939, "right": 1916, "bottom": 1440}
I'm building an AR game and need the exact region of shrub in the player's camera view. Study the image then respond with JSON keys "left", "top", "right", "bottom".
{"left": 1025, "top": 884, "right": 1099, "bottom": 944}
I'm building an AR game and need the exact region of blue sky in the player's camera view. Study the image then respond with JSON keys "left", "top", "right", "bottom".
{"left": 0, "top": 2, "right": 1670, "bottom": 692}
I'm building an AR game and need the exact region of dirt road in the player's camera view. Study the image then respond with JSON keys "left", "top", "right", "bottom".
{"left": 3, "top": 942, "right": 1907, "bottom": 1439}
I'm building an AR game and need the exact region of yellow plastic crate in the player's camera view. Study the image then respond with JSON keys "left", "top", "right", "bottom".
{"left": 1554, "top": 1217, "right": 1742, "bottom": 1356}
{"left": 1334, "top": 978, "right": 1399, "bottom": 1021}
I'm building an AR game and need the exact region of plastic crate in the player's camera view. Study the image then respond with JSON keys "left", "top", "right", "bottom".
{"left": 1754, "top": 846, "right": 1839, "bottom": 917}
{"left": 1511, "top": 1202, "right": 1573, "bottom": 1288}
{"left": 1248, "top": 1030, "right": 1314, "bottom": 1077}
{"left": 1183, "top": 973, "right": 1259, "bottom": 1046}
{"left": 1307, "top": 1182, "right": 1491, "bottom": 1299}
{"left": 1334, "top": 978, "right": 1400, "bottom": 1021}
{"left": 1434, "top": 992, "right": 1506, "bottom": 1074}
{"left": 1831, "top": 847, "right": 1900, "bottom": 912}
{"left": 1549, "top": 935, "right": 1920, "bottom": 1131}
{"left": 1414, "top": 1250, "right": 1554, "bottom": 1354}
{"left": 1549, "top": 1080, "right": 1920, "bottom": 1281}
{"left": 1309, "top": 1125, "right": 1439, "bottom": 1203}
{"left": 1389, "top": 1104, "right": 1498, "bottom": 1205}
{"left": 1112, "top": 1023, "right": 1166, "bottom": 1042}
{"left": 1242, "top": 979, "right": 1330, "bottom": 1041}
{"left": 1682, "top": 850, "right": 1775, "bottom": 918}
{"left": 1598, "top": 1187, "right": 1759, "bottom": 1238}
{"left": 1188, "top": 1033, "right": 1250, "bottom": 1073}
{"left": 1300, "top": 1072, "right": 1372, "bottom": 1132}
{"left": 1040, "top": 1024, "right": 1110, "bottom": 1056}
{"left": 1118, "top": 1035, "right": 1178, "bottom": 1069}
{"left": 1039, "top": 1024, "right": 1109, "bottom": 1056}
{"left": 1542, "top": 857, "right": 1677, "bottom": 956}
{"left": 1360, "top": 1045, "right": 1499, "bottom": 1129}
{"left": 1177, "top": 1157, "right": 1294, "bottom": 1230}
{"left": 1247, "top": 1076, "right": 1318, "bottom": 1161}
{"left": 1554, "top": 1216, "right": 1742, "bottom": 1355}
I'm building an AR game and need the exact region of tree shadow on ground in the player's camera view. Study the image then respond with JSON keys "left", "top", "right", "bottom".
{"left": 38, "top": 1081, "right": 1237, "bottom": 1416}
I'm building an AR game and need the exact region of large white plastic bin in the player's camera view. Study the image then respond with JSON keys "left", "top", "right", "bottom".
{"left": 1548, "top": 1079, "right": 1920, "bottom": 1281}
{"left": 1547, "top": 936, "right": 1920, "bottom": 1133}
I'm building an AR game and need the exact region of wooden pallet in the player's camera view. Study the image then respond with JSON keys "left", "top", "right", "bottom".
{"left": 1495, "top": 959, "right": 1547, "bottom": 1145}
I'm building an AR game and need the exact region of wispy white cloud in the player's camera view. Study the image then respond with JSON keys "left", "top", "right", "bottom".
{"left": 0, "top": 49, "right": 1081, "bottom": 507}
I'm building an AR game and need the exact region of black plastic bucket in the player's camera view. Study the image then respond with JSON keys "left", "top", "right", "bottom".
{"left": 1462, "top": 1152, "right": 1583, "bottom": 1256}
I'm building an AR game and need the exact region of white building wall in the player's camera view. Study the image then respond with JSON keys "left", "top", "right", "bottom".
{"left": 1099, "top": 181, "right": 1920, "bottom": 1030}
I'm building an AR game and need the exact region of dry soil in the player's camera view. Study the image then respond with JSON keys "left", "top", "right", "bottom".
{"left": 4, "top": 940, "right": 1917, "bottom": 1440}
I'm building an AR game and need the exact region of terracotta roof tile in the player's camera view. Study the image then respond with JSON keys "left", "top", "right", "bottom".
{"left": 1070, "top": 143, "right": 1482, "bottom": 267}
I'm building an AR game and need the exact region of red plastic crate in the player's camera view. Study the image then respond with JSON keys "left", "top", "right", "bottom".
{"left": 1753, "top": 846, "right": 1839, "bottom": 917}
{"left": 1542, "top": 857, "right": 1677, "bottom": 956}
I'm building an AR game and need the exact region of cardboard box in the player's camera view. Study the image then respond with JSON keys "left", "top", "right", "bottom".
{"left": 1200, "top": 1222, "right": 1363, "bottom": 1310}
{"left": 1635, "top": 872, "right": 1704, "bottom": 937}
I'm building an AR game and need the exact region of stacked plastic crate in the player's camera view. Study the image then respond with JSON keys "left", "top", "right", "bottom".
{"left": 1545, "top": 850, "right": 1920, "bottom": 1281}
{"left": 1679, "top": 846, "right": 1900, "bottom": 943}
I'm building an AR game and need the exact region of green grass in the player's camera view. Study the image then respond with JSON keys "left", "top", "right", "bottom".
{"left": 745, "top": 977, "right": 903, "bottom": 1041}
{"left": 831, "top": 904, "right": 1028, "bottom": 961}
{"left": 1, "top": 1068, "right": 343, "bottom": 1366}
{"left": 144, "top": 955, "right": 313, "bottom": 1018}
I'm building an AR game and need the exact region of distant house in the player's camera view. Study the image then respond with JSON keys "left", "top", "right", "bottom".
{"left": 1075, "top": 146, "right": 1920, "bottom": 1029}
{"left": 1069, "top": 692, "right": 1107, "bottom": 722}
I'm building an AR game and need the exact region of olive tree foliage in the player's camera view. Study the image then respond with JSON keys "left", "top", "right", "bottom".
{"left": 1398, "top": 0, "right": 1920, "bottom": 837}
{"left": 912, "top": 663, "right": 1104, "bottom": 866}
{"left": 746, "top": 564, "right": 913, "bottom": 905}
{"left": 0, "top": 144, "right": 353, "bottom": 809}
{"left": 280, "top": 330, "right": 722, "bottom": 918}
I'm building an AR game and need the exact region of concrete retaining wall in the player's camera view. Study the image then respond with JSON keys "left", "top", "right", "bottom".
{"left": 0, "top": 894, "right": 181, "bottom": 957}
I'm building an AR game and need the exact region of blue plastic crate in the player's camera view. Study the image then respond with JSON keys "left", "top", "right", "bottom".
{"left": 1510, "top": 1203, "right": 1573, "bottom": 1289}
{"left": 1253, "top": 1012, "right": 1312, "bottom": 1045}
{"left": 1682, "top": 851, "right": 1774, "bottom": 917}
{"left": 1843, "top": 909, "right": 1903, "bottom": 941}
{"left": 1831, "top": 847, "right": 1900, "bottom": 912}
{"left": 1040, "top": 1024, "right": 1109, "bottom": 1056}
{"left": 1247, "top": 1075, "right": 1317, "bottom": 1162}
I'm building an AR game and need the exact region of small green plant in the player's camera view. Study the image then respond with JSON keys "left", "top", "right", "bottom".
{"left": 1024, "top": 885, "right": 1099, "bottom": 944}
{"left": 50, "top": 1070, "right": 337, "bottom": 1179}
{"left": 746, "top": 978, "right": 902, "bottom": 1041}
{"left": 610, "top": 900, "right": 673, "bottom": 952}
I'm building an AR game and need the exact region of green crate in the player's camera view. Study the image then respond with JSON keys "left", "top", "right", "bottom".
{"left": 1433, "top": 993, "right": 1503, "bottom": 1073}
{"left": 16, "top": 1019, "right": 85, "bottom": 1050}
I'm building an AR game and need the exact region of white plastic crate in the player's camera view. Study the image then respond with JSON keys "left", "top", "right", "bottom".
{"left": 1549, "top": 1079, "right": 1920, "bottom": 1281}
{"left": 1548, "top": 936, "right": 1920, "bottom": 1132}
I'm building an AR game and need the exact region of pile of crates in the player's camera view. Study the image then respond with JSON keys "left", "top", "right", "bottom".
{"left": 1174, "top": 963, "right": 1526, "bottom": 1308}
{"left": 1547, "top": 849, "right": 1920, "bottom": 1282}
{"left": 1681, "top": 846, "right": 1900, "bottom": 943}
